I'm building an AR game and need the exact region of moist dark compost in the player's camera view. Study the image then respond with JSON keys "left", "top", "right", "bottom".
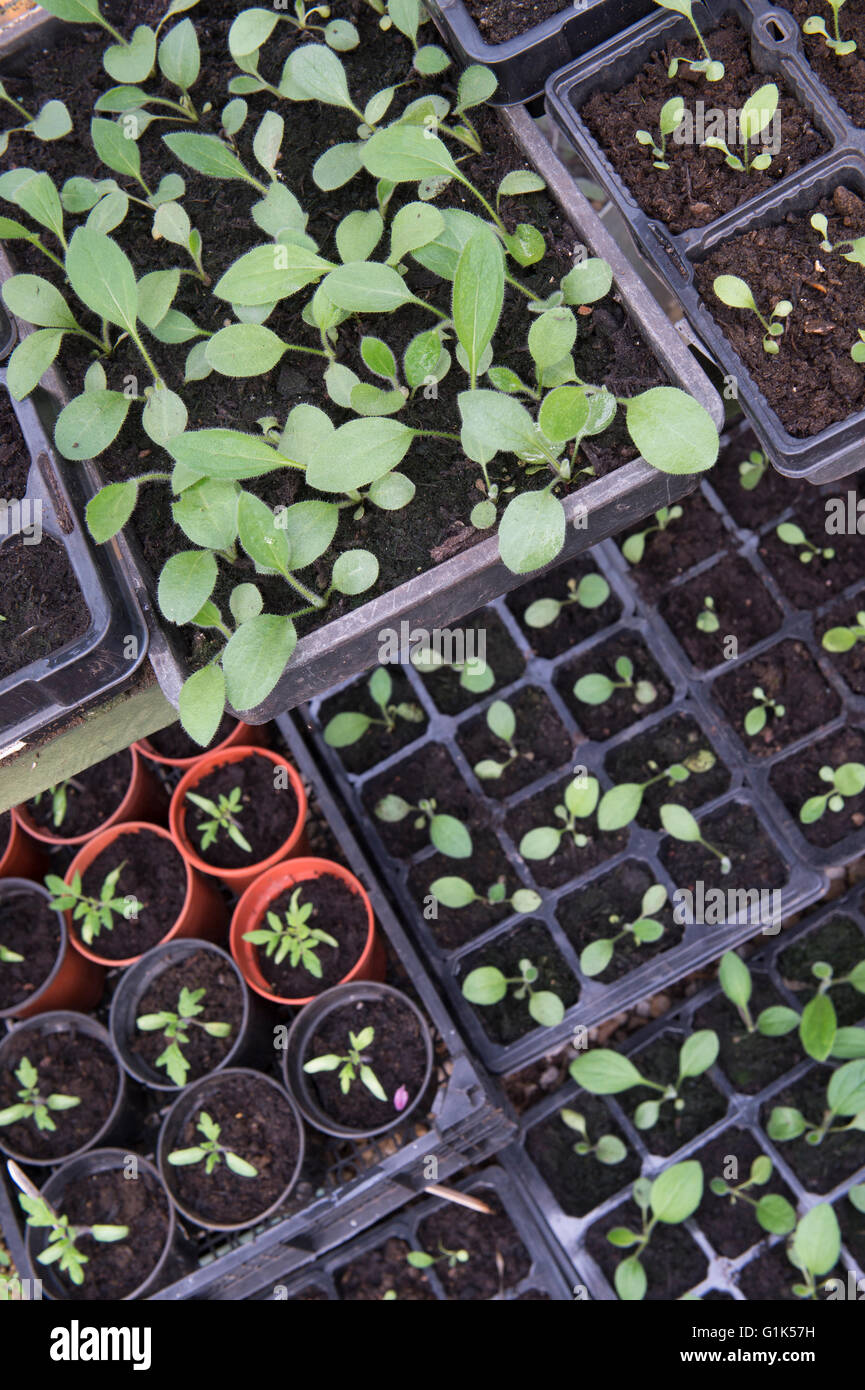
{"left": 0, "top": 535, "right": 89, "bottom": 681}
{"left": 24, "top": 749, "right": 133, "bottom": 838}
{"left": 40, "top": 1164, "right": 170, "bottom": 1300}
{"left": 0, "top": 888, "right": 61, "bottom": 1013}
{"left": 464, "top": 0, "right": 570, "bottom": 43}
{"left": 775, "top": 0, "right": 865, "bottom": 128}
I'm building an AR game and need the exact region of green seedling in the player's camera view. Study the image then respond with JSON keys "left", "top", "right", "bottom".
{"left": 809, "top": 214, "right": 865, "bottom": 270}
{"left": 719, "top": 948, "right": 865, "bottom": 1062}
{"left": 656, "top": 0, "right": 725, "bottom": 80}
{"left": 519, "top": 774, "right": 600, "bottom": 861}
{"left": 695, "top": 595, "right": 719, "bottom": 633}
{"left": 523, "top": 573, "right": 610, "bottom": 629}
{"left": 242, "top": 887, "right": 338, "bottom": 978}
{"left": 802, "top": 1, "right": 857, "bottom": 58}
{"left": 597, "top": 749, "right": 717, "bottom": 833}
{"left": 38, "top": 0, "right": 203, "bottom": 86}
{"left": 15, "top": 1186, "right": 127, "bottom": 1288}
{"left": 606, "top": 1160, "right": 704, "bottom": 1300}
{"left": 713, "top": 275, "right": 793, "bottom": 354}
{"left": 800, "top": 763, "right": 865, "bottom": 824}
{"left": 31, "top": 779, "right": 75, "bottom": 829}
{"left": 636, "top": 97, "right": 685, "bottom": 170}
{"left": 167, "top": 1109, "right": 258, "bottom": 1176}
{"left": 406, "top": 1243, "right": 470, "bottom": 1271}
{"left": 429, "top": 877, "right": 540, "bottom": 916}
{"left": 136, "top": 986, "right": 232, "bottom": 1087}
{"left": 0, "top": 943, "right": 24, "bottom": 965}
{"left": 621, "top": 505, "right": 683, "bottom": 564}
{"left": 822, "top": 611, "right": 865, "bottom": 653}
{"left": 570, "top": 1030, "right": 719, "bottom": 1132}
{"left": 776, "top": 521, "right": 835, "bottom": 564}
{"left": 710, "top": 1154, "right": 796, "bottom": 1235}
{"left": 739, "top": 449, "right": 767, "bottom": 491}
{"left": 186, "top": 785, "right": 252, "bottom": 855}
{"left": 560, "top": 1107, "right": 627, "bottom": 1165}
{"left": 303, "top": 1025, "right": 388, "bottom": 1101}
{"left": 573, "top": 654, "right": 657, "bottom": 710}
{"left": 411, "top": 647, "right": 495, "bottom": 696}
{"left": 702, "top": 84, "right": 778, "bottom": 173}
{"left": 661, "top": 803, "right": 731, "bottom": 873}
{"left": 0, "top": 1057, "right": 80, "bottom": 1133}
{"left": 323, "top": 668, "right": 423, "bottom": 748}
{"left": 769, "top": 1058, "right": 865, "bottom": 1147}
{"left": 0, "top": 82, "right": 71, "bottom": 158}
{"left": 788, "top": 1204, "right": 842, "bottom": 1299}
{"left": 45, "top": 867, "right": 144, "bottom": 946}
{"left": 852, "top": 329, "right": 865, "bottom": 363}
{"left": 473, "top": 699, "right": 531, "bottom": 780}
{"left": 462, "top": 956, "right": 565, "bottom": 1027}
{"left": 579, "top": 884, "right": 668, "bottom": 978}
{"left": 374, "top": 795, "right": 472, "bottom": 859}
{"left": 744, "top": 686, "right": 785, "bottom": 736}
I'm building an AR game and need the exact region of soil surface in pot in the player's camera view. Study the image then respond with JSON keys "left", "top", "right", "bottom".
{"left": 579, "top": 16, "right": 828, "bottom": 235}
{"left": 252, "top": 874, "right": 369, "bottom": 998}
{"left": 778, "top": 914, "right": 865, "bottom": 1027}
{"left": 693, "top": 188, "right": 865, "bottom": 438}
{"left": 0, "top": 389, "right": 32, "bottom": 501}
{"left": 617, "top": 492, "right": 729, "bottom": 599}
{"left": 775, "top": 0, "right": 865, "bottom": 128}
{"left": 692, "top": 1129, "right": 797, "bottom": 1259}
{"left": 525, "top": 1092, "right": 641, "bottom": 1217}
{"left": 318, "top": 669, "right": 427, "bottom": 776}
{"left": 712, "top": 638, "right": 840, "bottom": 758}
{"left": 506, "top": 771, "right": 629, "bottom": 890}
{"left": 506, "top": 555, "right": 622, "bottom": 660}
{"left": 458, "top": 919, "right": 579, "bottom": 1045}
{"left": 144, "top": 713, "right": 237, "bottom": 761}
{"left": 556, "top": 858, "right": 682, "bottom": 982}
{"left": 304, "top": 995, "right": 428, "bottom": 1128}
{"left": 816, "top": 590, "right": 865, "bottom": 697}
{"left": 456, "top": 686, "right": 574, "bottom": 798}
{"left": 555, "top": 630, "right": 673, "bottom": 740}
{"left": 416, "top": 1192, "right": 531, "bottom": 1298}
{"left": 364, "top": 742, "right": 490, "bottom": 861}
{"left": 761, "top": 1065, "right": 865, "bottom": 1194}
{"left": 769, "top": 725, "right": 865, "bottom": 849}
{"left": 464, "top": 0, "right": 569, "bottom": 43}
{"left": 0, "top": 535, "right": 90, "bottom": 682}
{"left": 131, "top": 948, "right": 243, "bottom": 1083}
{"left": 0, "top": 889, "right": 61, "bottom": 1013}
{"left": 79, "top": 830, "right": 188, "bottom": 960}
{"left": 709, "top": 428, "right": 810, "bottom": 531}
{"left": 0, "top": 1027, "right": 118, "bottom": 1160}
{"left": 337, "top": 1236, "right": 437, "bottom": 1300}
{"left": 736, "top": 1239, "right": 842, "bottom": 1301}
{"left": 24, "top": 749, "right": 133, "bottom": 839}
{"left": 622, "top": 1033, "right": 728, "bottom": 1156}
{"left": 603, "top": 712, "right": 729, "bottom": 830}
{"left": 184, "top": 755, "right": 300, "bottom": 870}
{"left": 408, "top": 826, "right": 515, "bottom": 949}
{"left": 758, "top": 494, "right": 865, "bottom": 609}
{"left": 660, "top": 555, "right": 782, "bottom": 669}
{"left": 659, "top": 800, "right": 788, "bottom": 894}
{"left": 167, "top": 1073, "right": 300, "bottom": 1224}
{"left": 44, "top": 1164, "right": 170, "bottom": 1300}
{"left": 416, "top": 609, "right": 525, "bottom": 716}
{"left": 586, "top": 1189, "right": 708, "bottom": 1299}
{"left": 694, "top": 973, "right": 804, "bottom": 1094}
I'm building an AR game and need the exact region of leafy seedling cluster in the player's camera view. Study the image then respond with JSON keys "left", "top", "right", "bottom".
{"left": 242, "top": 886, "right": 339, "bottom": 978}
{"left": 323, "top": 667, "right": 423, "bottom": 748}
{"left": 45, "top": 866, "right": 144, "bottom": 946}
{"left": 303, "top": 1025, "right": 389, "bottom": 1102}
{"left": 570, "top": 1030, "right": 720, "bottom": 1132}
{"left": 167, "top": 1108, "right": 259, "bottom": 1176}
{"left": 713, "top": 275, "right": 793, "bottom": 354}
{"left": 187, "top": 785, "right": 252, "bottom": 854}
{"left": 560, "top": 1106, "right": 627, "bottom": 1166}
{"left": 136, "top": 985, "right": 232, "bottom": 1086}
{"left": 0, "top": 1057, "right": 80, "bottom": 1133}
{"left": 462, "top": 956, "right": 565, "bottom": 1028}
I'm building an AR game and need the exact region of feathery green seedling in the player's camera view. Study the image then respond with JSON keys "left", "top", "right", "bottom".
{"left": 739, "top": 448, "right": 767, "bottom": 491}
{"left": 695, "top": 595, "right": 719, "bottom": 633}
{"left": 851, "top": 329, "right": 865, "bottom": 363}
{"left": 429, "top": 877, "right": 540, "bottom": 916}
{"left": 462, "top": 956, "right": 565, "bottom": 1027}
{"left": 802, "top": 1, "right": 857, "bottom": 57}
{"left": 570, "top": 1030, "right": 719, "bottom": 1131}
{"left": 519, "top": 774, "right": 600, "bottom": 861}
{"left": 597, "top": 750, "right": 717, "bottom": 833}
{"left": 0, "top": 1057, "right": 80, "bottom": 1133}
{"left": 560, "top": 1107, "right": 627, "bottom": 1165}
{"left": 605, "top": 1160, "right": 704, "bottom": 1301}
{"left": 788, "top": 1204, "right": 842, "bottom": 1299}
{"left": 374, "top": 795, "right": 472, "bottom": 859}
{"left": 776, "top": 521, "right": 835, "bottom": 564}
{"left": 242, "top": 887, "right": 338, "bottom": 979}
{"left": 167, "top": 1109, "right": 258, "bottom": 1176}
{"left": 573, "top": 654, "right": 657, "bottom": 710}
{"left": 45, "top": 867, "right": 144, "bottom": 946}
{"left": 822, "top": 611, "right": 865, "bottom": 652}
{"left": 768, "top": 1058, "right": 865, "bottom": 1146}
{"left": 136, "top": 987, "right": 232, "bottom": 1087}
{"left": 621, "top": 505, "right": 683, "bottom": 564}
{"left": 744, "top": 686, "right": 785, "bottom": 736}
{"left": 713, "top": 275, "right": 793, "bottom": 354}
{"left": 186, "top": 785, "right": 252, "bottom": 855}
{"left": 472, "top": 699, "right": 533, "bottom": 781}
{"left": 523, "top": 573, "right": 610, "bottom": 629}
{"left": 635, "top": 96, "right": 685, "bottom": 170}
{"left": 0, "top": 83, "right": 71, "bottom": 158}
{"left": 800, "top": 763, "right": 865, "bottom": 824}
{"left": 710, "top": 1155, "right": 796, "bottom": 1235}
{"left": 702, "top": 84, "right": 779, "bottom": 173}
{"left": 406, "top": 1243, "right": 469, "bottom": 1271}
{"left": 323, "top": 669, "right": 423, "bottom": 748}
{"left": 15, "top": 1186, "right": 128, "bottom": 1288}
{"left": 303, "top": 1025, "right": 388, "bottom": 1101}
{"left": 655, "top": 0, "right": 725, "bottom": 80}
{"left": 580, "top": 884, "right": 668, "bottom": 978}
{"left": 660, "top": 803, "right": 732, "bottom": 874}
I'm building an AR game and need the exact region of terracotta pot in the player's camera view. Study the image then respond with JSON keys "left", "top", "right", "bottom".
{"left": 230, "top": 857, "right": 384, "bottom": 1006}
{"left": 169, "top": 746, "right": 308, "bottom": 894}
{"left": 0, "top": 812, "right": 46, "bottom": 880}
{"left": 0, "top": 879, "right": 103, "bottom": 1020}
{"left": 64, "top": 822, "right": 227, "bottom": 969}
{"left": 12, "top": 746, "right": 167, "bottom": 848}
{"left": 134, "top": 718, "right": 268, "bottom": 771}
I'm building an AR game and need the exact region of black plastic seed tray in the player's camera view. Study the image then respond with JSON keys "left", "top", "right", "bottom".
{"left": 247, "top": 1165, "right": 573, "bottom": 1300}
{"left": 502, "top": 882, "right": 865, "bottom": 1299}
{"left": 301, "top": 534, "right": 826, "bottom": 1076}
{"left": 0, "top": 257, "right": 148, "bottom": 750}
{"left": 423, "top": 0, "right": 656, "bottom": 106}
{"left": 545, "top": 0, "right": 865, "bottom": 483}
{"left": 0, "top": 714, "right": 516, "bottom": 1301}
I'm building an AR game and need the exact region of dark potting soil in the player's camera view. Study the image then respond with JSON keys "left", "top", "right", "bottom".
{"left": 506, "top": 770, "right": 629, "bottom": 890}
{"left": 816, "top": 591, "right": 865, "bottom": 698}
{"left": 0, "top": 888, "right": 61, "bottom": 1013}
{"left": 408, "top": 826, "right": 515, "bottom": 950}
{"left": 555, "top": 630, "right": 673, "bottom": 740}
{"left": 185, "top": 755, "right": 299, "bottom": 869}
{"left": 0, "top": 390, "right": 31, "bottom": 501}
{"left": 778, "top": 915, "right": 865, "bottom": 1028}
{"left": 556, "top": 858, "right": 682, "bottom": 982}
{"left": 711, "top": 638, "right": 840, "bottom": 758}
{"left": 416, "top": 1192, "right": 531, "bottom": 1298}
{"left": 659, "top": 800, "right": 788, "bottom": 894}
{"left": 167, "top": 1074, "right": 300, "bottom": 1224}
{"left": 618, "top": 493, "right": 730, "bottom": 600}
{"left": 694, "top": 973, "right": 804, "bottom": 1094}
{"left": 775, "top": 0, "right": 865, "bottom": 128}
{"left": 304, "top": 995, "right": 428, "bottom": 1128}
{"left": 337, "top": 1236, "right": 437, "bottom": 1301}
{"left": 691, "top": 1129, "right": 797, "bottom": 1260}
{"left": 758, "top": 493, "right": 865, "bottom": 608}
{"left": 603, "top": 712, "right": 729, "bottom": 830}
{"left": 143, "top": 712, "right": 238, "bottom": 761}
{"left": 0, "top": 535, "right": 90, "bottom": 682}
{"left": 660, "top": 555, "right": 783, "bottom": 670}
{"left": 506, "top": 555, "right": 622, "bottom": 660}
{"left": 456, "top": 685, "right": 574, "bottom": 799}
{"left": 24, "top": 748, "right": 133, "bottom": 838}
{"left": 44, "top": 1164, "right": 170, "bottom": 1300}
{"left": 464, "top": 0, "right": 569, "bottom": 44}
{"left": 79, "top": 830, "right": 188, "bottom": 960}
{"left": 623, "top": 1033, "right": 728, "bottom": 1157}
{"left": 769, "top": 725, "right": 865, "bottom": 849}
{"left": 417, "top": 610, "right": 525, "bottom": 717}
{"left": 130, "top": 948, "right": 243, "bottom": 1083}
{"left": 579, "top": 17, "right": 829, "bottom": 235}
{"left": 586, "top": 1191, "right": 708, "bottom": 1299}
{"left": 318, "top": 668, "right": 426, "bottom": 776}
{"left": 693, "top": 188, "right": 865, "bottom": 438}
{"left": 525, "top": 1093, "right": 641, "bottom": 1217}
{"left": 761, "top": 1065, "right": 865, "bottom": 1194}
{"left": 736, "top": 1239, "right": 839, "bottom": 1301}
{"left": 0, "top": 1026, "right": 118, "bottom": 1160}
{"left": 709, "top": 428, "right": 810, "bottom": 531}
{"left": 0, "top": 0, "right": 666, "bottom": 673}
{"left": 458, "top": 919, "right": 579, "bottom": 1045}
{"left": 364, "top": 741, "right": 487, "bottom": 860}
{"left": 253, "top": 874, "right": 368, "bottom": 998}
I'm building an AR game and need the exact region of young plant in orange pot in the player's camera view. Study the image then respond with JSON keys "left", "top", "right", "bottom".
{"left": 230, "top": 857, "right": 384, "bottom": 1006}
{"left": 13, "top": 747, "right": 166, "bottom": 848}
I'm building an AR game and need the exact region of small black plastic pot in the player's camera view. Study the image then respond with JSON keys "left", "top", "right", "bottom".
{"left": 24, "top": 1148, "right": 177, "bottom": 1301}
{"left": 0, "top": 878, "right": 104, "bottom": 1021}
{"left": 157, "top": 1067, "right": 305, "bottom": 1232}
{"left": 108, "top": 939, "right": 272, "bottom": 1093}
{"left": 0, "top": 1011, "right": 128, "bottom": 1168}
{"left": 283, "top": 982, "right": 435, "bottom": 1139}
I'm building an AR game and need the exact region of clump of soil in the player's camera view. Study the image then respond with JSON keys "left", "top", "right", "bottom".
{"left": 660, "top": 554, "right": 782, "bottom": 669}
{"left": 525, "top": 1093, "right": 641, "bottom": 1217}
{"left": 458, "top": 919, "right": 579, "bottom": 1045}
{"left": 617, "top": 491, "right": 729, "bottom": 599}
{"left": 337, "top": 1237, "right": 437, "bottom": 1301}
{"left": 0, "top": 536, "right": 90, "bottom": 681}
{"left": 775, "top": 0, "right": 865, "bottom": 128}
{"left": 464, "top": 0, "right": 571, "bottom": 44}
{"left": 711, "top": 639, "right": 840, "bottom": 757}
{"left": 555, "top": 630, "right": 673, "bottom": 740}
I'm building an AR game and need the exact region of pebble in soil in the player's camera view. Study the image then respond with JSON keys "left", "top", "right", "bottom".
{"left": 691, "top": 1128, "right": 799, "bottom": 1261}
{"left": 769, "top": 725, "right": 865, "bottom": 850}
{"left": 505, "top": 770, "right": 629, "bottom": 891}
{"left": 602, "top": 711, "right": 730, "bottom": 830}
{"left": 525, "top": 1092, "right": 641, "bottom": 1218}
{"left": 659, "top": 800, "right": 789, "bottom": 896}
{"left": 554, "top": 630, "right": 674, "bottom": 741}
{"left": 0, "top": 1027, "right": 119, "bottom": 1160}
{"left": 456, "top": 686, "right": 574, "bottom": 800}
{"left": 556, "top": 858, "right": 683, "bottom": 984}
{"left": 660, "top": 554, "right": 783, "bottom": 670}
{"left": 505, "top": 556, "right": 623, "bottom": 660}
{"left": 316, "top": 668, "right": 427, "bottom": 777}
{"left": 761, "top": 1065, "right": 865, "bottom": 1195}
{"left": 694, "top": 971, "right": 804, "bottom": 1095}
{"left": 711, "top": 638, "right": 841, "bottom": 758}
{"left": 130, "top": 948, "right": 244, "bottom": 1084}
{"left": 457, "top": 918, "right": 580, "bottom": 1046}
{"left": 774, "top": 0, "right": 865, "bottom": 128}
{"left": 815, "top": 589, "right": 865, "bottom": 698}
{"left": 777, "top": 915, "right": 865, "bottom": 1028}
{"left": 183, "top": 754, "right": 300, "bottom": 871}
{"left": 415, "top": 1193, "right": 532, "bottom": 1298}
{"left": 303, "top": 996, "right": 428, "bottom": 1129}
{"left": 0, "top": 888, "right": 61, "bottom": 1014}
{"left": 23, "top": 748, "right": 138, "bottom": 839}
{"left": 79, "top": 830, "right": 188, "bottom": 960}
{"left": 617, "top": 491, "right": 730, "bottom": 600}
